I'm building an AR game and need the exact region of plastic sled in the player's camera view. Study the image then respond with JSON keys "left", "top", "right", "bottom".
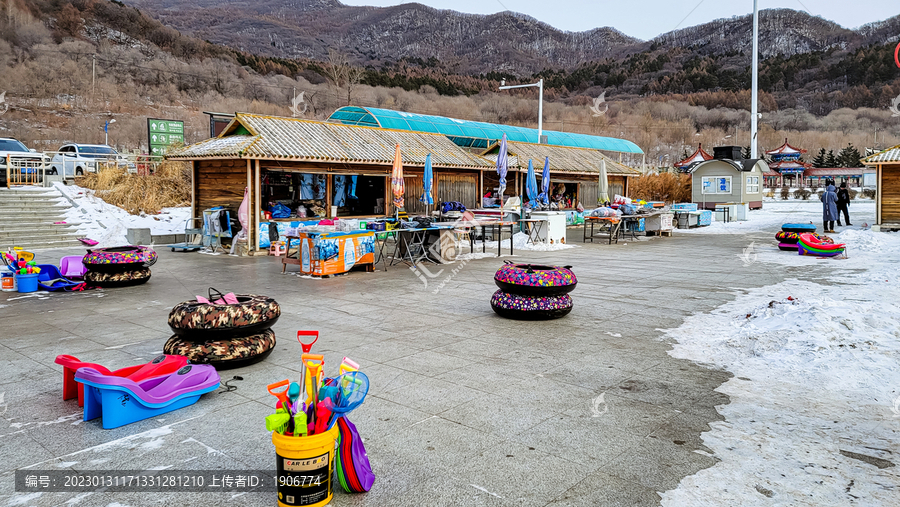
{"left": 35, "top": 264, "right": 81, "bottom": 291}
{"left": 60, "top": 255, "right": 87, "bottom": 279}
{"left": 75, "top": 364, "right": 220, "bottom": 429}
{"left": 55, "top": 354, "right": 189, "bottom": 407}
{"left": 797, "top": 233, "right": 846, "bottom": 257}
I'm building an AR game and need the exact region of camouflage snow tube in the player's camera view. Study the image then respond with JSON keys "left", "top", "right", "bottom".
{"left": 84, "top": 267, "right": 151, "bottom": 287}
{"left": 164, "top": 329, "right": 276, "bottom": 370}
{"left": 83, "top": 246, "right": 158, "bottom": 273}
{"left": 168, "top": 294, "right": 281, "bottom": 339}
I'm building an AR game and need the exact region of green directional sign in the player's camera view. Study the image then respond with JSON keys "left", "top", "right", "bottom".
{"left": 147, "top": 118, "right": 185, "bottom": 156}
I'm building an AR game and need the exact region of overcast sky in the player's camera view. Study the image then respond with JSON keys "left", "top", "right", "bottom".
{"left": 338, "top": 0, "right": 897, "bottom": 40}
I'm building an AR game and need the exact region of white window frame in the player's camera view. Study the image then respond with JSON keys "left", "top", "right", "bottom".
{"left": 701, "top": 176, "right": 732, "bottom": 195}
{"left": 746, "top": 175, "right": 760, "bottom": 194}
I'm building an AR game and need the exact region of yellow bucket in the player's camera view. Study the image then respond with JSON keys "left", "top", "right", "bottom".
{"left": 272, "top": 427, "right": 339, "bottom": 507}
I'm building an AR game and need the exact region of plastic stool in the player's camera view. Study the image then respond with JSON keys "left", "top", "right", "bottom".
{"left": 270, "top": 242, "right": 285, "bottom": 257}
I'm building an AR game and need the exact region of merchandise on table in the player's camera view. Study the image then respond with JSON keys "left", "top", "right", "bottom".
{"left": 286, "top": 230, "right": 375, "bottom": 277}
{"left": 697, "top": 210, "right": 712, "bottom": 226}
{"left": 671, "top": 203, "right": 699, "bottom": 211}
{"left": 164, "top": 329, "right": 277, "bottom": 370}
{"left": 55, "top": 354, "right": 189, "bottom": 407}
{"left": 490, "top": 290, "right": 573, "bottom": 320}
{"left": 75, "top": 364, "right": 220, "bottom": 429}
{"left": 494, "top": 262, "right": 577, "bottom": 297}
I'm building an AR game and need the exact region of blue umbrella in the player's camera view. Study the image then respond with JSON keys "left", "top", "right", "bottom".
{"left": 421, "top": 153, "right": 434, "bottom": 207}
{"left": 496, "top": 134, "right": 508, "bottom": 200}
{"left": 525, "top": 159, "right": 539, "bottom": 205}
{"left": 538, "top": 156, "right": 550, "bottom": 205}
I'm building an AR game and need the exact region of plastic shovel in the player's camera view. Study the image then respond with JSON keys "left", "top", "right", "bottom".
{"left": 267, "top": 379, "right": 291, "bottom": 408}
{"left": 297, "top": 330, "right": 319, "bottom": 403}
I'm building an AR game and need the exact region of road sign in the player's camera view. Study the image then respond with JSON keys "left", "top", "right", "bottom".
{"left": 147, "top": 118, "right": 185, "bottom": 155}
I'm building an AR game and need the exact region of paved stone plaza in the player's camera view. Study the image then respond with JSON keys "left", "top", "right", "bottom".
{"left": 0, "top": 227, "right": 824, "bottom": 506}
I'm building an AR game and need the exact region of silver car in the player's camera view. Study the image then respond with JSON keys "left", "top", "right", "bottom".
{"left": 49, "top": 144, "right": 133, "bottom": 176}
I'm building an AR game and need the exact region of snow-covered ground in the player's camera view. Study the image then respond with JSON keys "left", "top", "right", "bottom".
{"left": 677, "top": 198, "right": 876, "bottom": 235}
{"left": 54, "top": 183, "right": 190, "bottom": 247}
{"left": 661, "top": 200, "right": 900, "bottom": 505}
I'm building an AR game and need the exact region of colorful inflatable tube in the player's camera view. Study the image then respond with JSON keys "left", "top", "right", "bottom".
{"left": 781, "top": 223, "right": 817, "bottom": 233}
{"left": 76, "top": 364, "right": 220, "bottom": 428}
{"left": 797, "top": 233, "right": 846, "bottom": 257}
{"left": 494, "top": 263, "right": 577, "bottom": 297}
{"left": 82, "top": 246, "right": 158, "bottom": 272}
{"left": 490, "top": 290, "right": 573, "bottom": 320}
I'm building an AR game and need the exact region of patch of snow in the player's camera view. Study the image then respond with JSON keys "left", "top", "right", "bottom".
{"left": 660, "top": 226, "right": 900, "bottom": 505}
{"left": 54, "top": 182, "right": 189, "bottom": 246}
{"left": 676, "top": 200, "right": 875, "bottom": 235}
{"left": 5, "top": 492, "right": 42, "bottom": 506}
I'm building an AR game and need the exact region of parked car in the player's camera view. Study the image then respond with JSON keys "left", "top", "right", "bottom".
{"left": 0, "top": 137, "right": 44, "bottom": 185}
{"left": 48, "top": 144, "right": 135, "bottom": 176}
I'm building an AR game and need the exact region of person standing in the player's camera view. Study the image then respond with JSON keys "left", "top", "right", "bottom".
{"left": 820, "top": 183, "right": 838, "bottom": 233}
{"left": 836, "top": 182, "right": 852, "bottom": 226}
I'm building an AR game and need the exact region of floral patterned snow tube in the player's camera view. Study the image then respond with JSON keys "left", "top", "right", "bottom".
{"left": 494, "top": 262, "right": 577, "bottom": 297}
{"left": 82, "top": 246, "right": 158, "bottom": 272}
{"left": 168, "top": 295, "right": 281, "bottom": 339}
{"left": 164, "top": 329, "right": 276, "bottom": 370}
{"left": 775, "top": 231, "right": 833, "bottom": 245}
{"left": 490, "top": 290, "right": 573, "bottom": 320}
{"left": 84, "top": 267, "right": 151, "bottom": 287}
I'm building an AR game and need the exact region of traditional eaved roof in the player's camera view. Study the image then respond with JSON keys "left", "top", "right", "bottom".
{"left": 167, "top": 113, "right": 493, "bottom": 169}
{"left": 862, "top": 144, "right": 900, "bottom": 165}
{"left": 804, "top": 168, "right": 874, "bottom": 177}
{"left": 766, "top": 138, "right": 806, "bottom": 156}
{"left": 481, "top": 141, "right": 641, "bottom": 176}
{"left": 769, "top": 161, "right": 812, "bottom": 171}
{"left": 327, "top": 106, "right": 644, "bottom": 154}
{"left": 675, "top": 144, "right": 713, "bottom": 168}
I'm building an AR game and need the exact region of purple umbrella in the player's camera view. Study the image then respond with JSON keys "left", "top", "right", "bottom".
{"left": 496, "top": 134, "right": 508, "bottom": 200}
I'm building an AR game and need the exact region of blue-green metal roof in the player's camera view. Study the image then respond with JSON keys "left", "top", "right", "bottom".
{"left": 327, "top": 106, "right": 644, "bottom": 154}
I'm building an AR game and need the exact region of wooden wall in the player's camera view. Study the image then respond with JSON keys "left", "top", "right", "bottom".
{"left": 881, "top": 167, "right": 900, "bottom": 224}
{"left": 196, "top": 159, "right": 247, "bottom": 218}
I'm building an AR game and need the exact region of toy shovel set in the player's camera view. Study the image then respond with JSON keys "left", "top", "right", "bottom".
{"left": 266, "top": 331, "right": 374, "bottom": 500}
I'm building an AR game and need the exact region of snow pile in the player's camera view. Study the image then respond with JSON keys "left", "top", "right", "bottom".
{"left": 661, "top": 229, "right": 900, "bottom": 505}
{"left": 55, "top": 183, "right": 190, "bottom": 247}
{"left": 676, "top": 200, "right": 875, "bottom": 235}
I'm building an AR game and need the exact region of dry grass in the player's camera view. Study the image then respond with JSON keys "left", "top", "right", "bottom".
{"left": 629, "top": 172, "right": 692, "bottom": 203}
{"left": 79, "top": 161, "right": 191, "bottom": 214}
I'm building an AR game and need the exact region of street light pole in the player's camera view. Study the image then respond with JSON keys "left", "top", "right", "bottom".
{"left": 499, "top": 78, "right": 544, "bottom": 144}
{"left": 750, "top": 0, "right": 759, "bottom": 158}
{"left": 104, "top": 119, "right": 116, "bottom": 145}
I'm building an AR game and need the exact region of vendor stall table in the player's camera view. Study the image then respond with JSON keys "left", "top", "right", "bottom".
{"left": 583, "top": 216, "right": 621, "bottom": 244}
{"left": 519, "top": 219, "right": 547, "bottom": 245}
{"left": 389, "top": 226, "right": 456, "bottom": 267}
{"left": 282, "top": 230, "right": 375, "bottom": 276}
{"left": 373, "top": 230, "right": 399, "bottom": 271}
{"left": 475, "top": 220, "right": 517, "bottom": 257}
{"left": 618, "top": 216, "right": 644, "bottom": 241}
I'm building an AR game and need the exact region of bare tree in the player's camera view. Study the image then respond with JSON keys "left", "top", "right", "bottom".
{"left": 324, "top": 49, "right": 363, "bottom": 106}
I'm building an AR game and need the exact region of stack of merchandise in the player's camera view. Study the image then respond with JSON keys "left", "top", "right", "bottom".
{"left": 81, "top": 246, "right": 157, "bottom": 287}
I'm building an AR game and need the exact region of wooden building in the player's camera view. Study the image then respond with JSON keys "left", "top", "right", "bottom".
{"left": 480, "top": 140, "right": 641, "bottom": 208}
{"left": 862, "top": 145, "right": 900, "bottom": 231}
{"left": 167, "top": 113, "right": 493, "bottom": 252}
{"left": 690, "top": 147, "right": 767, "bottom": 210}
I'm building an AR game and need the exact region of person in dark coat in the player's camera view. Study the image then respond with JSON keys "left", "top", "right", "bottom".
{"left": 820, "top": 184, "right": 838, "bottom": 233}
{"left": 836, "top": 181, "right": 851, "bottom": 226}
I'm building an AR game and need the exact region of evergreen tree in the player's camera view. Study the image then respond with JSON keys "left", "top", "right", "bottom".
{"left": 812, "top": 148, "right": 827, "bottom": 168}
{"left": 837, "top": 143, "right": 862, "bottom": 167}
{"left": 825, "top": 150, "right": 837, "bottom": 168}
{"left": 742, "top": 146, "right": 752, "bottom": 159}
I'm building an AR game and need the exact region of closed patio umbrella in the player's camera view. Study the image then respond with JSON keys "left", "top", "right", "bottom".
{"left": 538, "top": 156, "right": 550, "bottom": 206}
{"left": 599, "top": 158, "right": 610, "bottom": 205}
{"left": 496, "top": 134, "right": 508, "bottom": 201}
{"left": 525, "top": 159, "right": 539, "bottom": 206}
{"left": 391, "top": 143, "right": 405, "bottom": 215}
{"left": 421, "top": 153, "right": 434, "bottom": 211}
